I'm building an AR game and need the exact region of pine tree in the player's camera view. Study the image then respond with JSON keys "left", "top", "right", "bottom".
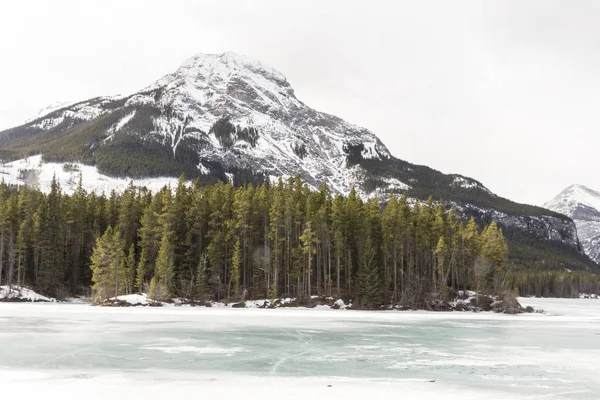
{"left": 231, "top": 238, "right": 242, "bottom": 299}
{"left": 480, "top": 221, "right": 509, "bottom": 292}
{"left": 38, "top": 176, "right": 66, "bottom": 297}
{"left": 196, "top": 251, "right": 208, "bottom": 302}
{"left": 151, "top": 228, "right": 175, "bottom": 300}
{"left": 90, "top": 227, "right": 113, "bottom": 301}
{"left": 356, "top": 238, "right": 381, "bottom": 309}
{"left": 331, "top": 194, "right": 345, "bottom": 297}
{"left": 269, "top": 179, "right": 285, "bottom": 298}
{"left": 462, "top": 217, "right": 481, "bottom": 288}
{"left": 15, "top": 218, "right": 32, "bottom": 288}
{"left": 117, "top": 181, "right": 141, "bottom": 250}
{"left": 136, "top": 192, "right": 163, "bottom": 291}
{"left": 125, "top": 244, "right": 136, "bottom": 294}
{"left": 62, "top": 175, "right": 86, "bottom": 294}
{"left": 300, "top": 220, "right": 318, "bottom": 301}
{"left": 0, "top": 188, "right": 7, "bottom": 286}
{"left": 172, "top": 175, "right": 192, "bottom": 286}
{"left": 90, "top": 227, "right": 126, "bottom": 302}
{"left": 232, "top": 184, "right": 254, "bottom": 293}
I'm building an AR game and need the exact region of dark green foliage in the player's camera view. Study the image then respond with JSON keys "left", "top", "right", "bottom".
{"left": 237, "top": 127, "right": 259, "bottom": 147}
{"left": 511, "top": 269, "right": 600, "bottom": 297}
{"left": 292, "top": 142, "right": 307, "bottom": 159}
{"left": 0, "top": 176, "right": 595, "bottom": 305}
{"left": 355, "top": 239, "right": 382, "bottom": 309}
{"left": 94, "top": 134, "right": 201, "bottom": 178}
{"left": 209, "top": 117, "right": 260, "bottom": 148}
{"left": 344, "top": 143, "right": 364, "bottom": 166}
{"left": 210, "top": 117, "right": 237, "bottom": 148}
{"left": 502, "top": 225, "right": 595, "bottom": 272}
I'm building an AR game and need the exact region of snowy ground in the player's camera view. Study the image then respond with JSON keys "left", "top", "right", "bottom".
{"left": 0, "top": 155, "right": 180, "bottom": 195}
{"left": 0, "top": 298, "right": 599, "bottom": 399}
{"left": 0, "top": 285, "right": 55, "bottom": 302}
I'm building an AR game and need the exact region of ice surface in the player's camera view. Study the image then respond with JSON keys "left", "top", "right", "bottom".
{"left": 0, "top": 298, "right": 599, "bottom": 399}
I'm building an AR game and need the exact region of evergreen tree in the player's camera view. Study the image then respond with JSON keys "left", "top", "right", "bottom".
{"left": 38, "top": 176, "right": 66, "bottom": 297}
{"left": 300, "top": 220, "right": 318, "bottom": 301}
{"left": 356, "top": 238, "right": 381, "bottom": 309}
{"left": 151, "top": 228, "right": 175, "bottom": 300}
{"left": 480, "top": 221, "right": 509, "bottom": 292}
{"left": 196, "top": 251, "right": 208, "bottom": 301}
{"left": 331, "top": 194, "right": 345, "bottom": 297}
{"left": 0, "top": 186, "right": 7, "bottom": 286}
{"left": 136, "top": 192, "right": 163, "bottom": 291}
{"left": 125, "top": 244, "right": 136, "bottom": 294}
{"left": 231, "top": 238, "right": 242, "bottom": 299}
{"left": 90, "top": 227, "right": 126, "bottom": 302}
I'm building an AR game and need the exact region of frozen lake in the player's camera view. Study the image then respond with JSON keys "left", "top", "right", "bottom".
{"left": 1, "top": 298, "right": 599, "bottom": 399}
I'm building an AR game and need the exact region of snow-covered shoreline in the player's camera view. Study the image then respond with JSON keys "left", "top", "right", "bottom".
{"left": 2, "top": 285, "right": 595, "bottom": 313}
{"left": 0, "top": 286, "right": 56, "bottom": 302}
{"left": 96, "top": 290, "right": 536, "bottom": 314}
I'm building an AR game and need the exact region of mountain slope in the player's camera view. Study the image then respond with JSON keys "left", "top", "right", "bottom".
{"left": 0, "top": 52, "right": 596, "bottom": 272}
{"left": 545, "top": 184, "right": 600, "bottom": 263}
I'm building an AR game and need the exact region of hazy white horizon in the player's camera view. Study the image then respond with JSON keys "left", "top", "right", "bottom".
{"left": 1, "top": 0, "right": 597, "bottom": 206}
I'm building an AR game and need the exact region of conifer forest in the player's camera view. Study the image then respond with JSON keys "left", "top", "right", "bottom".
{"left": 0, "top": 176, "right": 597, "bottom": 308}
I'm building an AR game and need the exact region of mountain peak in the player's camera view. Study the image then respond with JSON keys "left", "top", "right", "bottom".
{"left": 562, "top": 184, "right": 600, "bottom": 197}
{"left": 552, "top": 185, "right": 600, "bottom": 209}
{"left": 12, "top": 51, "right": 390, "bottom": 195}
{"left": 157, "top": 52, "right": 291, "bottom": 92}
{"left": 545, "top": 184, "right": 600, "bottom": 264}
{"left": 184, "top": 51, "right": 280, "bottom": 72}
{"left": 546, "top": 184, "right": 600, "bottom": 213}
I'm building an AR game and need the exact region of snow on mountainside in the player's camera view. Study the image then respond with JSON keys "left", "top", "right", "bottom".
{"left": 0, "top": 52, "right": 593, "bottom": 270}
{"left": 7, "top": 52, "right": 393, "bottom": 196}
{"left": 140, "top": 52, "right": 393, "bottom": 194}
{"left": 0, "top": 52, "right": 497, "bottom": 199}
{"left": 0, "top": 155, "right": 180, "bottom": 195}
{"left": 25, "top": 101, "right": 76, "bottom": 124}
{"left": 545, "top": 184, "right": 600, "bottom": 263}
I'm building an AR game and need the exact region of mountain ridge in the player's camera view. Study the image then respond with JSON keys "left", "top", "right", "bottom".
{"left": 545, "top": 184, "right": 600, "bottom": 263}
{"left": 0, "top": 52, "right": 596, "bottom": 272}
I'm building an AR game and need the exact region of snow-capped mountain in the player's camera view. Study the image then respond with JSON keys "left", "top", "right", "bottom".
{"left": 0, "top": 52, "right": 595, "bottom": 271}
{"left": 3, "top": 52, "right": 394, "bottom": 195}
{"left": 545, "top": 184, "right": 600, "bottom": 263}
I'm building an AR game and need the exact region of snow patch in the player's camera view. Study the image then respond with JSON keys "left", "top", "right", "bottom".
{"left": 110, "top": 294, "right": 155, "bottom": 306}
{"left": 451, "top": 176, "right": 489, "bottom": 192}
{"left": 0, "top": 286, "right": 55, "bottom": 302}
{"left": 108, "top": 110, "right": 136, "bottom": 135}
{"left": 0, "top": 155, "right": 182, "bottom": 195}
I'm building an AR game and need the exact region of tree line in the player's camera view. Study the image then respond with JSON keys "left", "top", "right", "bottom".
{"left": 0, "top": 176, "right": 597, "bottom": 307}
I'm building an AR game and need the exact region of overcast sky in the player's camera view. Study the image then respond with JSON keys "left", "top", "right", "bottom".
{"left": 0, "top": 0, "right": 597, "bottom": 206}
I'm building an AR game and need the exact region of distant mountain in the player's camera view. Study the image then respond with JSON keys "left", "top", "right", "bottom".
{"left": 545, "top": 184, "right": 600, "bottom": 264}
{"left": 0, "top": 52, "right": 595, "bottom": 272}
